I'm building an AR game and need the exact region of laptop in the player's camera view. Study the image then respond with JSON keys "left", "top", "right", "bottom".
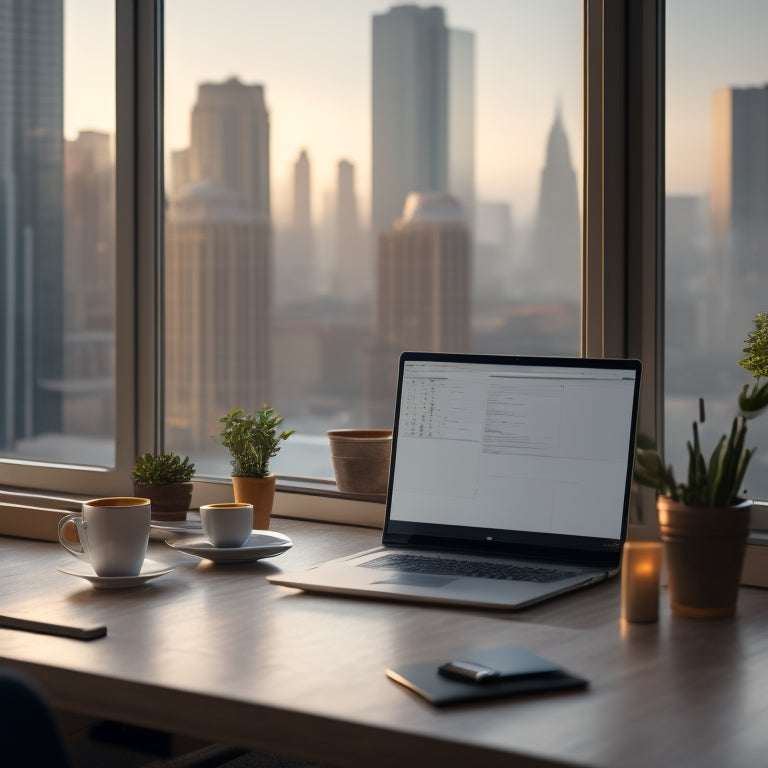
{"left": 268, "top": 352, "right": 642, "bottom": 610}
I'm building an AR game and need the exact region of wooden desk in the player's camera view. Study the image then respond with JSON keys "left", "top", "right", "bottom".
{"left": 1, "top": 518, "right": 767, "bottom": 768}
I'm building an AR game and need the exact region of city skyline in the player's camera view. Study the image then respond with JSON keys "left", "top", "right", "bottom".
{"left": 63, "top": 1, "right": 768, "bottom": 224}
{"left": 6, "top": 0, "right": 768, "bottom": 490}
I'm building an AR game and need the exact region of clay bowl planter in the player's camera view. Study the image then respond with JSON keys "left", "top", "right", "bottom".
{"left": 133, "top": 482, "right": 193, "bottom": 522}
{"left": 327, "top": 429, "right": 393, "bottom": 496}
{"left": 658, "top": 497, "right": 751, "bottom": 618}
{"left": 231, "top": 474, "right": 276, "bottom": 529}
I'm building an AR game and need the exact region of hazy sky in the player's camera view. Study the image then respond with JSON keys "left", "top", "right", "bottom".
{"left": 64, "top": 1, "right": 768, "bottom": 223}
{"left": 666, "top": 0, "right": 768, "bottom": 196}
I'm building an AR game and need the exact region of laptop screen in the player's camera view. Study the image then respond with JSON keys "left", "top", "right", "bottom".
{"left": 383, "top": 353, "right": 642, "bottom": 567}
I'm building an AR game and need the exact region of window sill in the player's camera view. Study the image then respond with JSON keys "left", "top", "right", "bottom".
{"left": 6, "top": 480, "right": 762, "bottom": 545}
{"left": 194, "top": 477, "right": 386, "bottom": 529}
{"left": 0, "top": 478, "right": 386, "bottom": 543}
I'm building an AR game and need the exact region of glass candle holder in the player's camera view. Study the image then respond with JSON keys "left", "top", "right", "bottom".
{"left": 621, "top": 541, "right": 662, "bottom": 623}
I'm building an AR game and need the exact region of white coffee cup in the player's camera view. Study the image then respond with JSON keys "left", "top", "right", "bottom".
{"left": 58, "top": 497, "right": 151, "bottom": 577}
{"left": 200, "top": 503, "right": 253, "bottom": 548}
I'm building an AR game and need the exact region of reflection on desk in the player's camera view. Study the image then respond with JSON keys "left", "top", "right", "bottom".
{"left": 1, "top": 517, "right": 768, "bottom": 768}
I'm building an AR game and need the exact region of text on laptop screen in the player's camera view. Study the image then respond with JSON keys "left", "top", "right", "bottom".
{"left": 389, "top": 360, "right": 638, "bottom": 542}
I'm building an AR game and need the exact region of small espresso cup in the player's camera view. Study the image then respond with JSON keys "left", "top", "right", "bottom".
{"left": 200, "top": 503, "right": 253, "bottom": 548}
{"left": 58, "top": 497, "right": 151, "bottom": 577}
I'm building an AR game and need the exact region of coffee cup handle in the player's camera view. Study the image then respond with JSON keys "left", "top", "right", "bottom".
{"left": 58, "top": 514, "right": 90, "bottom": 562}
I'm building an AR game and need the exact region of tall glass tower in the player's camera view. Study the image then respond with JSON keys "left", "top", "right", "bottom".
{"left": 371, "top": 5, "right": 474, "bottom": 234}
{"left": 0, "top": 0, "right": 64, "bottom": 450}
{"left": 710, "top": 84, "right": 768, "bottom": 339}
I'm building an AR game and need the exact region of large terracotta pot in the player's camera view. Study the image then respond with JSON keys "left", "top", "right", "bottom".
{"left": 658, "top": 497, "right": 751, "bottom": 618}
{"left": 133, "top": 482, "right": 193, "bottom": 522}
{"left": 231, "top": 474, "right": 276, "bottom": 529}
{"left": 327, "top": 429, "right": 392, "bottom": 496}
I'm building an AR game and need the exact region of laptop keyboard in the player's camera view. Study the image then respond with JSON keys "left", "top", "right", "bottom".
{"left": 360, "top": 553, "right": 579, "bottom": 583}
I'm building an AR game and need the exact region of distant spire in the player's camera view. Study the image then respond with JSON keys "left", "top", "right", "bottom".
{"left": 545, "top": 101, "right": 572, "bottom": 170}
{"left": 531, "top": 100, "right": 580, "bottom": 301}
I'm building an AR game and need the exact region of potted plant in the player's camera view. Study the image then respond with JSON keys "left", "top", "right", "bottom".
{"left": 132, "top": 452, "right": 196, "bottom": 522}
{"left": 634, "top": 313, "right": 768, "bottom": 618}
{"left": 219, "top": 406, "right": 294, "bottom": 529}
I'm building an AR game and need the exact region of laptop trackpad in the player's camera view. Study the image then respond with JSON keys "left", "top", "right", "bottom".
{"left": 373, "top": 574, "right": 457, "bottom": 587}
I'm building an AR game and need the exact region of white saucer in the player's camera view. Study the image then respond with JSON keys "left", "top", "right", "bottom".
{"left": 164, "top": 531, "right": 292, "bottom": 563}
{"left": 150, "top": 519, "right": 203, "bottom": 539}
{"left": 57, "top": 558, "right": 174, "bottom": 589}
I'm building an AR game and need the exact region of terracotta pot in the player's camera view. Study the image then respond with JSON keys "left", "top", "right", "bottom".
{"left": 658, "top": 497, "right": 751, "bottom": 618}
{"left": 134, "top": 482, "right": 193, "bottom": 522}
{"left": 327, "top": 429, "right": 392, "bottom": 496}
{"left": 231, "top": 474, "right": 276, "bottom": 529}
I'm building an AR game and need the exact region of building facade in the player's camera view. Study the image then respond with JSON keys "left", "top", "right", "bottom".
{"left": 367, "top": 192, "right": 470, "bottom": 424}
{"left": 0, "top": 0, "right": 64, "bottom": 450}
{"left": 167, "top": 77, "right": 273, "bottom": 451}
{"left": 710, "top": 84, "right": 768, "bottom": 339}
{"left": 276, "top": 148, "right": 315, "bottom": 306}
{"left": 371, "top": 5, "right": 474, "bottom": 235}
{"left": 189, "top": 76, "right": 270, "bottom": 217}
{"left": 63, "top": 130, "right": 115, "bottom": 438}
{"left": 165, "top": 181, "right": 271, "bottom": 451}
{"left": 334, "top": 158, "right": 368, "bottom": 300}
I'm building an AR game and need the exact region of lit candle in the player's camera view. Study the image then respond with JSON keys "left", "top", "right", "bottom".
{"left": 621, "top": 541, "right": 662, "bottom": 623}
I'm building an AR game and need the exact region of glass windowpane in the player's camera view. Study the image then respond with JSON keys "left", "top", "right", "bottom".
{"left": 164, "top": 1, "right": 582, "bottom": 479}
{"left": 666, "top": 0, "right": 768, "bottom": 499}
{"left": 0, "top": 0, "right": 115, "bottom": 467}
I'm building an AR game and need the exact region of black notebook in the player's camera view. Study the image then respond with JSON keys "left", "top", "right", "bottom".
{"left": 386, "top": 645, "right": 588, "bottom": 706}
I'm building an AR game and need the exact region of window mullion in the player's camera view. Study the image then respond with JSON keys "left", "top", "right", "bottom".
{"left": 583, "top": 0, "right": 663, "bottom": 531}
{"left": 134, "top": 0, "right": 165, "bottom": 457}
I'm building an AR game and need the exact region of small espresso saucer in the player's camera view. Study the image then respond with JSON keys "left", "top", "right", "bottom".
{"left": 57, "top": 558, "right": 174, "bottom": 590}
{"left": 150, "top": 519, "right": 203, "bottom": 540}
{"left": 164, "top": 531, "right": 292, "bottom": 563}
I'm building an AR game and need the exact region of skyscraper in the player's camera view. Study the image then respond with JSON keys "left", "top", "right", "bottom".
{"left": 293, "top": 149, "right": 311, "bottom": 229}
{"left": 0, "top": 0, "right": 64, "bottom": 450}
{"left": 189, "top": 77, "right": 270, "bottom": 216}
{"left": 170, "top": 147, "right": 190, "bottom": 196}
{"left": 447, "top": 28, "right": 475, "bottom": 233}
{"left": 711, "top": 84, "right": 768, "bottom": 334}
{"left": 276, "top": 148, "right": 316, "bottom": 305}
{"left": 63, "top": 130, "right": 115, "bottom": 437}
{"left": 64, "top": 131, "right": 114, "bottom": 334}
{"left": 531, "top": 105, "right": 580, "bottom": 301}
{"left": 367, "top": 192, "right": 470, "bottom": 423}
{"left": 166, "top": 77, "right": 273, "bottom": 450}
{"left": 371, "top": 5, "right": 475, "bottom": 234}
{"left": 165, "top": 181, "right": 271, "bottom": 450}
{"left": 334, "top": 158, "right": 368, "bottom": 300}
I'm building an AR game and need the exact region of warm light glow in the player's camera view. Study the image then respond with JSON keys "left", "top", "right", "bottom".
{"left": 634, "top": 560, "right": 656, "bottom": 577}
{"left": 621, "top": 542, "right": 662, "bottom": 623}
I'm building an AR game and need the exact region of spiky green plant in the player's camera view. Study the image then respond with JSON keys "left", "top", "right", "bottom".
{"left": 131, "top": 452, "right": 195, "bottom": 486}
{"left": 634, "top": 401, "right": 754, "bottom": 507}
{"left": 635, "top": 314, "right": 768, "bottom": 507}
{"left": 219, "top": 406, "right": 295, "bottom": 478}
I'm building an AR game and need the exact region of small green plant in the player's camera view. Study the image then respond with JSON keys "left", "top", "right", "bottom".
{"left": 132, "top": 452, "right": 196, "bottom": 486}
{"left": 634, "top": 312, "right": 768, "bottom": 507}
{"left": 219, "top": 406, "right": 295, "bottom": 478}
{"left": 738, "top": 311, "right": 768, "bottom": 414}
{"left": 634, "top": 404, "right": 754, "bottom": 507}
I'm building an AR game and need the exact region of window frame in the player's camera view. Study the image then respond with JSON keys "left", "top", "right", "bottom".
{"left": 0, "top": 0, "right": 665, "bottom": 534}
{"left": 0, "top": 0, "right": 146, "bottom": 498}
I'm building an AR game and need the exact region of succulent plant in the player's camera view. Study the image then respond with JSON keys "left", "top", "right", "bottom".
{"left": 635, "top": 313, "right": 768, "bottom": 508}
{"left": 219, "top": 406, "right": 294, "bottom": 478}
{"left": 132, "top": 452, "right": 196, "bottom": 486}
{"left": 634, "top": 401, "right": 754, "bottom": 507}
